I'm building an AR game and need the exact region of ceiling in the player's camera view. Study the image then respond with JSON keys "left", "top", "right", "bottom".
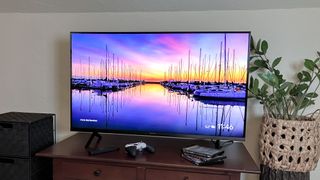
{"left": 0, "top": 0, "right": 320, "bottom": 13}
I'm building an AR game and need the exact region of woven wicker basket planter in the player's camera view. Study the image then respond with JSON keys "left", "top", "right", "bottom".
{"left": 260, "top": 116, "right": 320, "bottom": 172}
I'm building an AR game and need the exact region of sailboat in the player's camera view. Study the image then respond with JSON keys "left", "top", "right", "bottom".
{"left": 193, "top": 85, "right": 246, "bottom": 101}
{"left": 193, "top": 34, "right": 246, "bottom": 101}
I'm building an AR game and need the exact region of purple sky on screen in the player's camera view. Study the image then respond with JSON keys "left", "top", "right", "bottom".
{"left": 71, "top": 32, "right": 249, "bottom": 81}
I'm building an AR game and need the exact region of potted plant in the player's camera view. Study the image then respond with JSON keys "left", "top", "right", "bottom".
{"left": 249, "top": 37, "right": 320, "bottom": 180}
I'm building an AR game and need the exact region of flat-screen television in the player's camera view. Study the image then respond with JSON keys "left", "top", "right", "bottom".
{"left": 71, "top": 32, "right": 250, "bottom": 141}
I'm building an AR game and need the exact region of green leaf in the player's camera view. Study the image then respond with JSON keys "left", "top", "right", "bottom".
{"left": 302, "top": 71, "right": 312, "bottom": 81}
{"left": 249, "top": 76, "right": 254, "bottom": 89}
{"left": 274, "top": 69, "right": 285, "bottom": 84}
{"left": 255, "top": 51, "right": 265, "bottom": 55}
{"left": 261, "top": 40, "right": 268, "bottom": 54}
{"left": 261, "top": 84, "right": 268, "bottom": 96}
{"left": 274, "top": 69, "right": 280, "bottom": 75}
{"left": 256, "top": 39, "right": 261, "bottom": 52}
{"left": 261, "top": 84, "right": 268, "bottom": 91}
{"left": 299, "top": 98, "right": 315, "bottom": 110}
{"left": 306, "top": 92, "right": 318, "bottom": 98}
{"left": 317, "top": 51, "right": 320, "bottom": 57}
{"left": 280, "top": 82, "right": 293, "bottom": 90}
{"left": 250, "top": 36, "right": 255, "bottom": 51}
{"left": 290, "top": 96, "right": 298, "bottom": 106}
{"left": 304, "top": 59, "right": 316, "bottom": 71}
{"left": 316, "top": 73, "right": 320, "bottom": 81}
{"left": 253, "top": 78, "right": 259, "bottom": 95}
{"left": 258, "top": 72, "right": 279, "bottom": 87}
{"left": 297, "top": 83, "right": 308, "bottom": 91}
{"left": 289, "top": 89, "right": 297, "bottom": 96}
{"left": 279, "top": 89, "right": 287, "bottom": 96}
{"left": 272, "top": 57, "right": 282, "bottom": 68}
{"left": 290, "top": 84, "right": 308, "bottom": 96}
{"left": 297, "top": 72, "right": 303, "bottom": 81}
{"left": 249, "top": 66, "right": 259, "bottom": 73}
{"left": 249, "top": 55, "right": 260, "bottom": 61}
{"left": 285, "top": 83, "right": 295, "bottom": 95}
{"left": 254, "top": 60, "right": 268, "bottom": 69}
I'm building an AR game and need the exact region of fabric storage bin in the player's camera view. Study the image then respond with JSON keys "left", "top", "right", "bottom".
{"left": 0, "top": 112, "right": 54, "bottom": 157}
{"left": 0, "top": 156, "right": 52, "bottom": 180}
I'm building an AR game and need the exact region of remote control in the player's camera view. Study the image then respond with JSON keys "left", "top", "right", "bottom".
{"left": 87, "top": 146, "right": 119, "bottom": 156}
{"left": 125, "top": 142, "right": 155, "bottom": 157}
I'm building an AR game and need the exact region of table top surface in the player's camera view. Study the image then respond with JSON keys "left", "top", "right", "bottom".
{"left": 37, "top": 133, "right": 260, "bottom": 174}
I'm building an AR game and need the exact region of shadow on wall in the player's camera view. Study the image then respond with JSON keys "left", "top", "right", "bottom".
{"left": 242, "top": 99, "right": 263, "bottom": 180}
{"left": 53, "top": 36, "right": 75, "bottom": 141}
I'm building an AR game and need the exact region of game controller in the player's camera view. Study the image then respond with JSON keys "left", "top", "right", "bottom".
{"left": 125, "top": 142, "right": 155, "bottom": 157}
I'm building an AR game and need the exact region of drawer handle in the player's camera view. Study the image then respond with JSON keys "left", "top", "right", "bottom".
{"left": 0, "top": 158, "right": 14, "bottom": 164}
{"left": 0, "top": 123, "right": 13, "bottom": 129}
{"left": 93, "top": 169, "right": 102, "bottom": 177}
{"left": 183, "top": 176, "right": 189, "bottom": 180}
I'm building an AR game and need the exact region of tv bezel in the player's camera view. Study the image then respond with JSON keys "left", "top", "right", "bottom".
{"left": 70, "top": 31, "right": 250, "bottom": 141}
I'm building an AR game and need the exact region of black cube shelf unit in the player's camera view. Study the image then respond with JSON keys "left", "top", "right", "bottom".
{"left": 0, "top": 112, "right": 55, "bottom": 180}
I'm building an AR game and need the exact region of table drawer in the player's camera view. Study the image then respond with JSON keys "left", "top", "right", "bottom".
{"left": 54, "top": 160, "right": 136, "bottom": 180}
{"left": 146, "top": 169, "right": 230, "bottom": 180}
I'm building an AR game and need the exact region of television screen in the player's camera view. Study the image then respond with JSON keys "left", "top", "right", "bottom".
{"left": 71, "top": 32, "right": 250, "bottom": 140}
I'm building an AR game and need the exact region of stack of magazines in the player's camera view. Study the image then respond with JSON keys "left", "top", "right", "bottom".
{"left": 181, "top": 145, "right": 227, "bottom": 166}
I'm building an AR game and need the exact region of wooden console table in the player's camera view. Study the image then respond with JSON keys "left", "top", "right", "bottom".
{"left": 37, "top": 133, "right": 260, "bottom": 180}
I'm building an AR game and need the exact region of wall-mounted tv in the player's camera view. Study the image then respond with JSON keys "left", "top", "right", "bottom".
{"left": 71, "top": 32, "right": 250, "bottom": 141}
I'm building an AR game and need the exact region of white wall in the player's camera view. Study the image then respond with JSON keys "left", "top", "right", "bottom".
{"left": 0, "top": 9, "right": 319, "bottom": 180}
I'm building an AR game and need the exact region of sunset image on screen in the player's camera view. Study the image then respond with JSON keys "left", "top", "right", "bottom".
{"left": 71, "top": 32, "right": 249, "bottom": 138}
{"left": 72, "top": 33, "right": 248, "bottom": 83}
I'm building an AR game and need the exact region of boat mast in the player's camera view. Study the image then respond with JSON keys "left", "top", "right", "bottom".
{"left": 188, "top": 49, "right": 190, "bottom": 84}
{"left": 117, "top": 57, "right": 119, "bottom": 80}
{"left": 80, "top": 58, "right": 82, "bottom": 79}
{"left": 88, "top": 56, "right": 91, "bottom": 80}
{"left": 112, "top": 53, "right": 115, "bottom": 80}
{"left": 233, "top": 49, "right": 235, "bottom": 82}
{"left": 224, "top": 33, "right": 227, "bottom": 86}
{"left": 105, "top": 44, "right": 108, "bottom": 80}
{"left": 219, "top": 41, "right": 222, "bottom": 83}
{"left": 198, "top": 48, "right": 202, "bottom": 82}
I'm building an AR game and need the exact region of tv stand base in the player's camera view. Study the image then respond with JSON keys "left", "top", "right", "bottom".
{"left": 85, "top": 132, "right": 119, "bottom": 155}
{"left": 211, "top": 139, "right": 234, "bottom": 149}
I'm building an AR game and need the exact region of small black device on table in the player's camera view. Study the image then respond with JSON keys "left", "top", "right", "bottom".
{"left": 181, "top": 145, "right": 226, "bottom": 166}
{"left": 125, "top": 141, "right": 155, "bottom": 157}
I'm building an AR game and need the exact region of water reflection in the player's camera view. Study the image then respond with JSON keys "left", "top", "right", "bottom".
{"left": 72, "top": 83, "right": 245, "bottom": 137}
